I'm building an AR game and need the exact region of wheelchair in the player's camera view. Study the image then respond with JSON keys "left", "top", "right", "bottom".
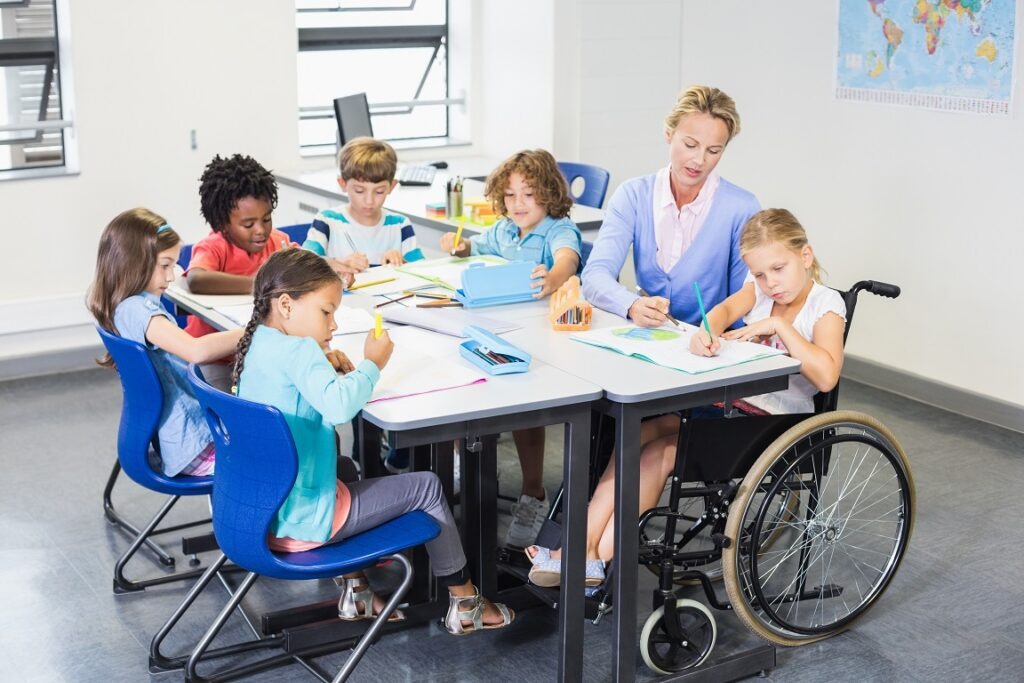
{"left": 578, "top": 280, "right": 915, "bottom": 675}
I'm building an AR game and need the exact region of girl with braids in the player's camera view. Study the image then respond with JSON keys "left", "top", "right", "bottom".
{"left": 87, "top": 208, "right": 243, "bottom": 476}
{"left": 526, "top": 208, "right": 846, "bottom": 587}
{"left": 234, "top": 249, "right": 514, "bottom": 635}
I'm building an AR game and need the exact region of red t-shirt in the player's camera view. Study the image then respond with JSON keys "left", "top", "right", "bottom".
{"left": 184, "top": 229, "right": 292, "bottom": 337}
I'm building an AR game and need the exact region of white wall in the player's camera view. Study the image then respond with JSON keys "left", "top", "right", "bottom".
{"left": 554, "top": 0, "right": 1024, "bottom": 409}
{"left": 0, "top": 1, "right": 301, "bottom": 355}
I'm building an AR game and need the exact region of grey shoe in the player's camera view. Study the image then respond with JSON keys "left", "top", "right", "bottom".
{"left": 505, "top": 490, "right": 549, "bottom": 548}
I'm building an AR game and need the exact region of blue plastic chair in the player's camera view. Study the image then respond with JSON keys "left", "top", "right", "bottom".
{"left": 150, "top": 364, "right": 440, "bottom": 682}
{"left": 558, "top": 161, "right": 611, "bottom": 209}
{"left": 279, "top": 223, "right": 311, "bottom": 245}
{"left": 96, "top": 326, "right": 216, "bottom": 594}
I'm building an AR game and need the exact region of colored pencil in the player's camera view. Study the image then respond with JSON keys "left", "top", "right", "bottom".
{"left": 693, "top": 281, "right": 714, "bottom": 342}
{"left": 348, "top": 276, "right": 396, "bottom": 291}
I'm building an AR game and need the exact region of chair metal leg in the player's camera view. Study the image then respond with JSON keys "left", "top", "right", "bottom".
{"left": 150, "top": 553, "right": 229, "bottom": 672}
{"left": 113, "top": 494, "right": 210, "bottom": 594}
{"left": 185, "top": 571, "right": 262, "bottom": 682}
{"left": 103, "top": 460, "right": 175, "bottom": 566}
{"left": 333, "top": 553, "right": 414, "bottom": 683}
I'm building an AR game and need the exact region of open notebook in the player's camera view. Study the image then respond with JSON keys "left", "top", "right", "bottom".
{"left": 570, "top": 324, "right": 785, "bottom": 374}
{"left": 395, "top": 255, "right": 508, "bottom": 291}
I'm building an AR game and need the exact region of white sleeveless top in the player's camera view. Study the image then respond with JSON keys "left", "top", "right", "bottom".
{"left": 742, "top": 280, "right": 846, "bottom": 414}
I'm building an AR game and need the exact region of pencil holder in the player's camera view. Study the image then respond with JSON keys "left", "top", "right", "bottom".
{"left": 548, "top": 276, "right": 593, "bottom": 331}
{"left": 446, "top": 189, "right": 463, "bottom": 220}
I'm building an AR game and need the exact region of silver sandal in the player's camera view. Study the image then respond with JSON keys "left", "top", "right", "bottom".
{"left": 443, "top": 588, "right": 514, "bottom": 635}
{"left": 334, "top": 576, "right": 405, "bottom": 622}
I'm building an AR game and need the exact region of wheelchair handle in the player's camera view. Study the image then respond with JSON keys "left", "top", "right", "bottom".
{"left": 851, "top": 280, "right": 900, "bottom": 299}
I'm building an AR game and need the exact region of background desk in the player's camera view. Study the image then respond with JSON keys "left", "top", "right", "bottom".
{"left": 275, "top": 163, "right": 605, "bottom": 256}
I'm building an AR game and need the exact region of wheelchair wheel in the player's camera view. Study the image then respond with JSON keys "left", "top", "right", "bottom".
{"left": 640, "top": 598, "right": 716, "bottom": 674}
{"left": 723, "top": 411, "right": 914, "bottom": 646}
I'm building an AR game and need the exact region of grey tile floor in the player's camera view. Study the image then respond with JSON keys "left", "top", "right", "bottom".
{"left": 1, "top": 367, "right": 1022, "bottom": 682}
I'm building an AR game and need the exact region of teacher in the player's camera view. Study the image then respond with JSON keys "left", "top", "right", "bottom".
{"left": 581, "top": 85, "right": 759, "bottom": 327}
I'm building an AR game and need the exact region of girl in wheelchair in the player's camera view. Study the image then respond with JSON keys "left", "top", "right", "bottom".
{"left": 527, "top": 207, "right": 846, "bottom": 587}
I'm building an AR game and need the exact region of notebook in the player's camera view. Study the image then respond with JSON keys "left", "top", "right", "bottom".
{"left": 396, "top": 255, "right": 508, "bottom": 291}
{"left": 381, "top": 306, "right": 521, "bottom": 338}
{"left": 570, "top": 324, "right": 785, "bottom": 374}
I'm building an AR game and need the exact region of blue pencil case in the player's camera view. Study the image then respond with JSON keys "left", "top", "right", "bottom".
{"left": 453, "top": 261, "right": 540, "bottom": 308}
{"left": 458, "top": 325, "right": 531, "bottom": 375}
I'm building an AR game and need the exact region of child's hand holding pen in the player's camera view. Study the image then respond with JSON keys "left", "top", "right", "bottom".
{"left": 440, "top": 232, "right": 470, "bottom": 256}
{"left": 689, "top": 328, "right": 720, "bottom": 357}
{"left": 364, "top": 328, "right": 394, "bottom": 371}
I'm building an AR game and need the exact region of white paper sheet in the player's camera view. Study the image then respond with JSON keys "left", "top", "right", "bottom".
{"left": 214, "top": 303, "right": 382, "bottom": 336}
{"left": 381, "top": 306, "right": 521, "bottom": 337}
{"left": 395, "top": 255, "right": 508, "bottom": 291}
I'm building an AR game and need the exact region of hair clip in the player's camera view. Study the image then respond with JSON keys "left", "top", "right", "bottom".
{"left": 157, "top": 224, "right": 172, "bottom": 233}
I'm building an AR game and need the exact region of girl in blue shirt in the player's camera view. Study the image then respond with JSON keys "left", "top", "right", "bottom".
{"left": 439, "top": 149, "right": 584, "bottom": 549}
{"left": 233, "top": 249, "right": 513, "bottom": 634}
{"left": 88, "top": 208, "right": 244, "bottom": 477}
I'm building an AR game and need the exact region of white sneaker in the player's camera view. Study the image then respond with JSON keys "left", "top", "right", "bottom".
{"left": 505, "top": 490, "right": 549, "bottom": 548}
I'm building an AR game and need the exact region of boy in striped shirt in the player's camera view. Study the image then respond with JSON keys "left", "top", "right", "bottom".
{"left": 303, "top": 137, "right": 424, "bottom": 271}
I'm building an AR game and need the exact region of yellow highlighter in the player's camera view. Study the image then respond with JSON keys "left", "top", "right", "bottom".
{"left": 374, "top": 312, "right": 383, "bottom": 339}
{"left": 451, "top": 217, "right": 465, "bottom": 256}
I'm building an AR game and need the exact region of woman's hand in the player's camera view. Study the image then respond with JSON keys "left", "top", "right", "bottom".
{"left": 628, "top": 296, "right": 671, "bottom": 328}
{"left": 380, "top": 250, "right": 403, "bottom": 267}
{"left": 325, "top": 349, "right": 355, "bottom": 374}
{"left": 723, "top": 317, "right": 777, "bottom": 343}
{"left": 689, "top": 328, "right": 720, "bottom": 356}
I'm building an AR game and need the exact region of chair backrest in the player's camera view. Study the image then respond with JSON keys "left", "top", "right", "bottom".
{"left": 186, "top": 364, "right": 302, "bottom": 576}
{"left": 159, "top": 243, "right": 194, "bottom": 328}
{"left": 96, "top": 326, "right": 211, "bottom": 495}
{"left": 813, "top": 280, "right": 901, "bottom": 413}
{"left": 279, "top": 223, "right": 311, "bottom": 245}
{"left": 558, "top": 161, "right": 611, "bottom": 209}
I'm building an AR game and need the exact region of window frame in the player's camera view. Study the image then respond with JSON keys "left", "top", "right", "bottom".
{"left": 295, "top": 0, "right": 465, "bottom": 156}
{"left": 0, "top": 0, "right": 77, "bottom": 182}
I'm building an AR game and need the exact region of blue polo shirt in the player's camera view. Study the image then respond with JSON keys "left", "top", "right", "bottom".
{"left": 468, "top": 216, "right": 582, "bottom": 272}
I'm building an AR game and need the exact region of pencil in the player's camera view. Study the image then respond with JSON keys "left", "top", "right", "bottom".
{"left": 693, "top": 281, "right": 714, "bottom": 342}
{"left": 342, "top": 231, "right": 359, "bottom": 254}
{"left": 375, "top": 293, "right": 415, "bottom": 308}
{"left": 348, "top": 276, "right": 396, "bottom": 291}
{"left": 451, "top": 217, "right": 465, "bottom": 256}
{"left": 416, "top": 299, "right": 462, "bottom": 308}
{"left": 635, "top": 286, "right": 681, "bottom": 327}
{"left": 374, "top": 312, "right": 383, "bottom": 339}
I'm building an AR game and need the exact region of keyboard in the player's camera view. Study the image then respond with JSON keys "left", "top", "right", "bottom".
{"left": 397, "top": 165, "right": 437, "bottom": 187}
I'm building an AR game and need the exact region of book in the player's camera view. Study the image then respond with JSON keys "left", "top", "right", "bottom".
{"left": 381, "top": 306, "right": 521, "bottom": 338}
{"left": 570, "top": 323, "right": 785, "bottom": 374}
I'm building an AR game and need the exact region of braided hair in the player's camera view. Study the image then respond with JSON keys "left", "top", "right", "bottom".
{"left": 232, "top": 249, "right": 341, "bottom": 392}
{"left": 199, "top": 154, "right": 278, "bottom": 232}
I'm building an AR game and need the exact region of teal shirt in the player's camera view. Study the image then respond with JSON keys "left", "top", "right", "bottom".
{"left": 237, "top": 325, "right": 380, "bottom": 543}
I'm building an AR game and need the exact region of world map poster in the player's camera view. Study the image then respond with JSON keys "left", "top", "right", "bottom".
{"left": 836, "top": 0, "right": 1017, "bottom": 115}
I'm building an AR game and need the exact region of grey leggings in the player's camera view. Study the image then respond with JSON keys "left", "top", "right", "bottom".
{"left": 329, "top": 471, "right": 467, "bottom": 582}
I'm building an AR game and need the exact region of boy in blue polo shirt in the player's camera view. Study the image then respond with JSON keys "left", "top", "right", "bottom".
{"left": 304, "top": 137, "right": 424, "bottom": 273}
{"left": 440, "top": 149, "right": 583, "bottom": 548}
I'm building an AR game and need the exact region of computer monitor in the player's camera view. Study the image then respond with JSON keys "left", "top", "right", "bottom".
{"left": 333, "top": 93, "right": 374, "bottom": 146}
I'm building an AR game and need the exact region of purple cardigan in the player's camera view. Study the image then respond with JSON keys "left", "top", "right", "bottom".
{"left": 581, "top": 174, "right": 760, "bottom": 325}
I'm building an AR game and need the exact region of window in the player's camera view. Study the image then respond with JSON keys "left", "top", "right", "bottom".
{"left": 0, "top": 0, "right": 76, "bottom": 180}
{"left": 296, "top": 0, "right": 462, "bottom": 155}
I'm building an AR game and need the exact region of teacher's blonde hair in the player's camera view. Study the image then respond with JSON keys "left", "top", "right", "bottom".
{"left": 664, "top": 85, "right": 742, "bottom": 142}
